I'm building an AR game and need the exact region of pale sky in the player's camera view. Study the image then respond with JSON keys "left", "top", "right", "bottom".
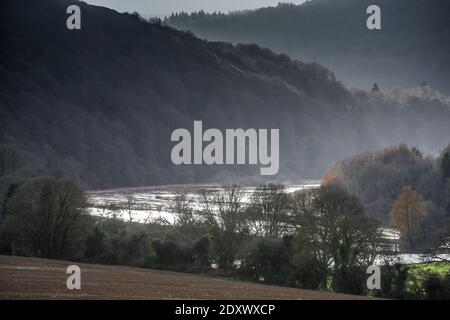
{"left": 84, "top": 0, "right": 307, "bottom": 16}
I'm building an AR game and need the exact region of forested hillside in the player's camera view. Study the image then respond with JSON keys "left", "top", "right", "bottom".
{"left": 167, "top": 0, "right": 450, "bottom": 94}
{"left": 1, "top": 0, "right": 450, "bottom": 191}
{"left": 324, "top": 144, "right": 450, "bottom": 252}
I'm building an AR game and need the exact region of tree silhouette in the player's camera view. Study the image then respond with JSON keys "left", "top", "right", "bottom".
{"left": 441, "top": 150, "right": 450, "bottom": 180}
{"left": 371, "top": 83, "right": 380, "bottom": 92}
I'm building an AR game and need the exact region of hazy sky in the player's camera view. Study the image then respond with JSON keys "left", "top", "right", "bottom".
{"left": 84, "top": 0, "right": 307, "bottom": 15}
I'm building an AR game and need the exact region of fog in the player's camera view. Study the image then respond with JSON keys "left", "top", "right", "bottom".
{"left": 84, "top": 0, "right": 307, "bottom": 15}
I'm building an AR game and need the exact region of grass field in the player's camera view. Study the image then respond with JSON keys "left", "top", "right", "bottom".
{"left": 0, "top": 255, "right": 371, "bottom": 300}
{"left": 410, "top": 262, "right": 450, "bottom": 275}
{"left": 403, "top": 262, "right": 450, "bottom": 297}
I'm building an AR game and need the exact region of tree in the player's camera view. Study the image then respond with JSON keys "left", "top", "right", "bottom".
{"left": 441, "top": 150, "right": 450, "bottom": 181}
{"left": 0, "top": 146, "right": 26, "bottom": 221}
{"left": 151, "top": 239, "right": 192, "bottom": 270}
{"left": 125, "top": 196, "right": 135, "bottom": 224}
{"left": 0, "top": 183, "right": 18, "bottom": 221}
{"left": 200, "top": 185, "right": 246, "bottom": 233}
{"left": 371, "top": 83, "right": 380, "bottom": 92}
{"left": 373, "top": 259, "right": 410, "bottom": 299}
{"left": 443, "top": 179, "right": 450, "bottom": 214}
{"left": 192, "top": 236, "right": 210, "bottom": 266}
{"left": 169, "top": 191, "right": 196, "bottom": 227}
{"left": 390, "top": 186, "right": 427, "bottom": 252}
{"left": 424, "top": 273, "right": 450, "bottom": 300}
{"left": 208, "top": 226, "right": 241, "bottom": 269}
{"left": 248, "top": 184, "right": 289, "bottom": 238}
{"left": 84, "top": 226, "right": 107, "bottom": 262}
{"left": 197, "top": 185, "right": 248, "bottom": 269}
{"left": 4, "top": 176, "right": 88, "bottom": 258}
{"left": 238, "top": 237, "right": 292, "bottom": 285}
{"left": 292, "top": 184, "right": 383, "bottom": 294}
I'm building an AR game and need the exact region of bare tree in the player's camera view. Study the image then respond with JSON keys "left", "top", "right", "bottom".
{"left": 107, "top": 203, "right": 120, "bottom": 221}
{"left": 248, "top": 183, "right": 289, "bottom": 238}
{"left": 425, "top": 224, "right": 450, "bottom": 262}
{"left": 125, "top": 196, "right": 135, "bottom": 224}
{"left": 168, "top": 191, "right": 195, "bottom": 227}
{"left": 5, "top": 176, "right": 87, "bottom": 258}
{"left": 199, "top": 185, "right": 246, "bottom": 233}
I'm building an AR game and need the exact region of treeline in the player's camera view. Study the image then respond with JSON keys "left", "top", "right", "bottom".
{"left": 2, "top": 0, "right": 450, "bottom": 189}
{"left": 167, "top": 0, "right": 450, "bottom": 94}
{"left": 1, "top": 174, "right": 449, "bottom": 298}
{"left": 325, "top": 144, "right": 450, "bottom": 253}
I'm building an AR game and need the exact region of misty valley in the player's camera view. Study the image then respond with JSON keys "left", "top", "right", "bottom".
{"left": 1, "top": 0, "right": 450, "bottom": 302}
{"left": 85, "top": 182, "right": 449, "bottom": 266}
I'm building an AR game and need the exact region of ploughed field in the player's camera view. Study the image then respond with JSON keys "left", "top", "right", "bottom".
{"left": 0, "top": 255, "right": 370, "bottom": 300}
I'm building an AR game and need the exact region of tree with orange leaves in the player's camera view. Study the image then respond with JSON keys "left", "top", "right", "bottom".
{"left": 389, "top": 186, "right": 427, "bottom": 252}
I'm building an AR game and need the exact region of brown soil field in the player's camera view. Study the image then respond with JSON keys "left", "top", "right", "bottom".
{"left": 0, "top": 255, "right": 371, "bottom": 300}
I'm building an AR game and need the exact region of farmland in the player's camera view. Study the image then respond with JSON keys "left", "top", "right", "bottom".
{"left": 0, "top": 255, "right": 370, "bottom": 300}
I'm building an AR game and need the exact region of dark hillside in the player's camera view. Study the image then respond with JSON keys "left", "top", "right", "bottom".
{"left": 1, "top": 0, "right": 450, "bottom": 190}
{"left": 168, "top": 0, "right": 450, "bottom": 94}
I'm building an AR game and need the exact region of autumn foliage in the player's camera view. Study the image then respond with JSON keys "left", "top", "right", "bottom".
{"left": 389, "top": 186, "right": 427, "bottom": 251}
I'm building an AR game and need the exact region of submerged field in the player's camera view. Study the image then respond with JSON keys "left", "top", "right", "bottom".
{"left": 86, "top": 182, "right": 321, "bottom": 223}
{"left": 86, "top": 183, "right": 450, "bottom": 265}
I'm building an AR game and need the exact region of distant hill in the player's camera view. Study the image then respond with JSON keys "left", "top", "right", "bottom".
{"left": 167, "top": 0, "right": 450, "bottom": 94}
{"left": 1, "top": 0, "right": 450, "bottom": 190}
